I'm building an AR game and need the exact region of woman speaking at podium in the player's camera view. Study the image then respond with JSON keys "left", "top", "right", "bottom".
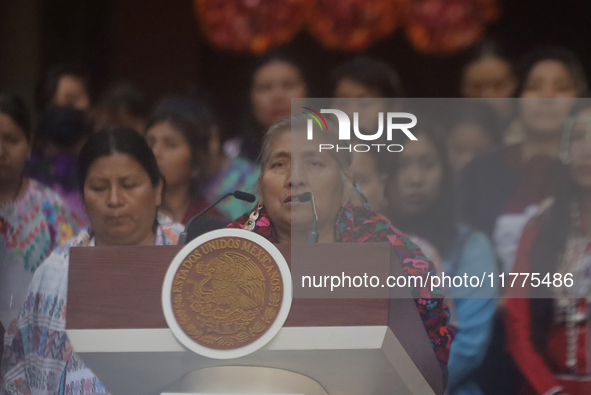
{"left": 1, "top": 128, "right": 183, "bottom": 394}
{"left": 228, "top": 114, "right": 454, "bottom": 373}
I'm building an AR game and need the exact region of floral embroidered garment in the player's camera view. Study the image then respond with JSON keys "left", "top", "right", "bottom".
{"left": 0, "top": 180, "right": 83, "bottom": 328}
{"left": 1, "top": 223, "right": 183, "bottom": 395}
{"left": 227, "top": 203, "right": 454, "bottom": 365}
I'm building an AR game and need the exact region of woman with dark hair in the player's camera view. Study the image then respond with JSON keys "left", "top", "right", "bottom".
{"left": 0, "top": 94, "right": 82, "bottom": 329}
{"left": 349, "top": 139, "right": 444, "bottom": 273}
{"left": 446, "top": 100, "right": 501, "bottom": 177}
{"left": 385, "top": 121, "right": 498, "bottom": 395}
{"left": 27, "top": 106, "right": 92, "bottom": 223}
{"left": 506, "top": 99, "right": 591, "bottom": 395}
{"left": 227, "top": 114, "right": 454, "bottom": 382}
{"left": 224, "top": 50, "right": 308, "bottom": 162}
{"left": 2, "top": 128, "right": 182, "bottom": 394}
{"left": 333, "top": 56, "right": 404, "bottom": 98}
{"left": 35, "top": 63, "right": 92, "bottom": 112}
{"left": 147, "top": 95, "right": 258, "bottom": 220}
{"left": 503, "top": 47, "right": 588, "bottom": 146}
{"left": 460, "top": 40, "right": 516, "bottom": 123}
{"left": 146, "top": 96, "right": 227, "bottom": 224}
{"left": 332, "top": 56, "right": 403, "bottom": 133}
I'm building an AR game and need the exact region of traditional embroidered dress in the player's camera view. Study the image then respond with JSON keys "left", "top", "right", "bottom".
{"left": 1, "top": 223, "right": 183, "bottom": 395}
{"left": 507, "top": 207, "right": 591, "bottom": 395}
{"left": 0, "top": 180, "right": 83, "bottom": 328}
{"left": 227, "top": 204, "right": 454, "bottom": 365}
{"left": 27, "top": 152, "right": 88, "bottom": 226}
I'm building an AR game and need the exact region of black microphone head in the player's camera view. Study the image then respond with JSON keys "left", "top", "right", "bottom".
{"left": 298, "top": 192, "right": 312, "bottom": 203}
{"left": 233, "top": 190, "right": 256, "bottom": 203}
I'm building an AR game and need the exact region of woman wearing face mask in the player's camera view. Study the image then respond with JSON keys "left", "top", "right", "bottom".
{"left": 1, "top": 128, "right": 182, "bottom": 395}
{"left": 36, "top": 63, "right": 92, "bottom": 113}
{"left": 0, "top": 94, "right": 82, "bottom": 330}
{"left": 227, "top": 114, "right": 454, "bottom": 381}
{"left": 506, "top": 99, "right": 591, "bottom": 395}
{"left": 386, "top": 123, "right": 498, "bottom": 395}
{"left": 27, "top": 106, "right": 92, "bottom": 223}
{"left": 224, "top": 51, "right": 308, "bottom": 163}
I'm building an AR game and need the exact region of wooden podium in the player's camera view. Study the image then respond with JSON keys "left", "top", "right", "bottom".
{"left": 67, "top": 242, "right": 444, "bottom": 395}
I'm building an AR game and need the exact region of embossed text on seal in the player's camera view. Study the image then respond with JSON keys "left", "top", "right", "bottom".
{"left": 171, "top": 236, "right": 284, "bottom": 350}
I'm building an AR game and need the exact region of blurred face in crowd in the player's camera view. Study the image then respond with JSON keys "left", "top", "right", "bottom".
{"left": 251, "top": 61, "right": 307, "bottom": 129}
{"left": 146, "top": 121, "right": 196, "bottom": 191}
{"left": 462, "top": 57, "right": 516, "bottom": 119}
{"left": 82, "top": 153, "right": 163, "bottom": 246}
{"left": 0, "top": 112, "right": 30, "bottom": 185}
{"left": 569, "top": 108, "right": 591, "bottom": 190}
{"left": 388, "top": 135, "right": 443, "bottom": 216}
{"left": 53, "top": 74, "right": 90, "bottom": 111}
{"left": 520, "top": 60, "right": 578, "bottom": 137}
{"left": 462, "top": 57, "right": 516, "bottom": 99}
{"left": 334, "top": 78, "right": 387, "bottom": 131}
{"left": 261, "top": 129, "right": 346, "bottom": 242}
{"left": 351, "top": 152, "right": 386, "bottom": 212}
{"left": 446, "top": 122, "right": 494, "bottom": 177}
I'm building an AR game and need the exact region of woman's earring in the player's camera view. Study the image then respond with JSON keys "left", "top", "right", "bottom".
{"left": 244, "top": 203, "right": 263, "bottom": 231}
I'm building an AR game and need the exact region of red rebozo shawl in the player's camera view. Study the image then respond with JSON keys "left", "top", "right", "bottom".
{"left": 228, "top": 203, "right": 454, "bottom": 365}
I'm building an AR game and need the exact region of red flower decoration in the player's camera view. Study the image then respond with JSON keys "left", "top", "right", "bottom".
{"left": 195, "top": 0, "right": 313, "bottom": 53}
{"left": 404, "top": 0, "right": 499, "bottom": 54}
{"left": 309, "top": 0, "right": 407, "bottom": 51}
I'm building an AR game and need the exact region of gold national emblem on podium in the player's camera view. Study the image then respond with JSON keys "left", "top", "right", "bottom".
{"left": 165, "top": 232, "right": 290, "bottom": 354}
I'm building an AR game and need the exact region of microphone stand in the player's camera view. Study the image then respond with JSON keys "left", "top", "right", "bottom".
{"left": 298, "top": 192, "right": 319, "bottom": 243}
{"left": 308, "top": 194, "right": 319, "bottom": 243}
{"left": 178, "top": 191, "right": 255, "bottom": 245}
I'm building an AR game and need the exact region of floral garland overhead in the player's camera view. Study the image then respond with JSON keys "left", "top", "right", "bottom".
{"left": 404, "top": 0, "right": 499, "bottom": 54}
{"left": 194, "top": 0, "right": 314, "bottom": 54}
{"left": 194, "top": 0, "right": 499, "bottom": 54}
{"left": 308, "top": 0, "right": 406, "bottom": 51}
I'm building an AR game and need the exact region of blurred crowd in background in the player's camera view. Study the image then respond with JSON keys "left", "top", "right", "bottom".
{"left": 3, "top": 1, "right": 591, "bottom": 394}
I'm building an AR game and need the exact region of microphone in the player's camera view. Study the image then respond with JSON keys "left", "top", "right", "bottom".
{"left": 298, "top": 192, "right": 319, "bottom": 243}
{"left": 178, "top": 190, "right": 256, "bottom": 244}
{"left": 232, "top": 190, "right": 256, "bottom": 203}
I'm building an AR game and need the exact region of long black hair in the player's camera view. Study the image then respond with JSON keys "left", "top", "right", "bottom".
{"left": 528, "top": 98, "right": 591, "bottom": 353}
{"left": 147, "top": 94, "right": 214, "bottom": 178}
{"left": 77, "top": 127, "right": 163, "bottom": 197}
{"left": 240, "top": 49, "right": 309, "bottom": 163}
{"left": 385, "top": 119, "right": 458, "bottom": 258}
